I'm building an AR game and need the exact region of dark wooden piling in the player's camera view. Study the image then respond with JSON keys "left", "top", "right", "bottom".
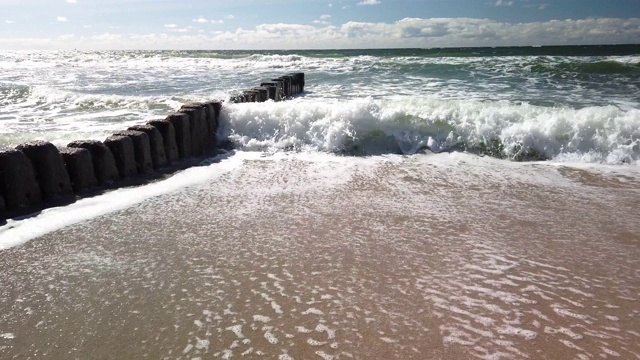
{"left": 0, "top": 148, "right": 43, "bottom": 216}
{"left": 180, "top": 104, "right": 208, "bottom": 157}
{"left": 129, "top": 125, "right": 168, "bottom": 169}
{"left": 291, "top": 72, "right": 305, "bottom": 93}
{"left": 243, "top": 90, "right": 259, "bottom": 103}
{"left": 0, "top": 194, "right": 6, "bottom": 223}
{"left": 16, "top": 141, "right": 74, "bottom": 205}
{"left": 104, "top": 135, "right": 137, "bottom": 178}
{"left": 260, "top": 82, "right": 279, "bottom": 101}
{"left": 279, "top": 76, "right": 294, "bottom": 98}
{"left": 166, "top": 113, "right": 192, "bottom": 159}
{"left": 0, "top": 73, "right": 305, "bottom": 220}
{"left": 113, "top": 130, "right": 153, "bottom": 174}
{"left": 147, "top": 120, "right": 179, "bottom": 164}
{"left": 67, "top": 140, "right": 120, "bottom": 186}
{"left": 203, "top": 101, "right": 221, "bottom": 149}
{"left": 271, "top": 78, "right": 288, "bottom": 99}
{"left": 59, "top": 147, "right": 98, "bottom": 193}
{"left": 253, "top": 87, "right": 269, "bottom": 102}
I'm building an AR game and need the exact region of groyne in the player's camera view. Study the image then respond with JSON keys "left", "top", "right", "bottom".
{"left": 0, "top": 73, "right": 305, "bottom": 223}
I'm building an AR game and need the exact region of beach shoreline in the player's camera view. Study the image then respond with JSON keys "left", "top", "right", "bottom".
{"left": 1, "top": 152, "right": 638, "bottom": 359}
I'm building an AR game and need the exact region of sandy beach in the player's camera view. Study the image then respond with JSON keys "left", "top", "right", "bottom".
{"left": 1, "top": 152, "right": 639, "bottom": 359}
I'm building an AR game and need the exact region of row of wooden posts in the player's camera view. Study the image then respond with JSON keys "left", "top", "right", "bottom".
{"left": 230, "top": 73, "right": 305, "bottom": 103}
{"left": 0, "top": 73, "right": 305, "bottom": 223}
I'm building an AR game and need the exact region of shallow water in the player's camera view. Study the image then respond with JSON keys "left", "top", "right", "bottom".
{"left": 1, "top": 47, "right": 639, "bottom": 163}
{"left": 1, "top": 46, "right": 639, "bottom": 359}
{"left": 1, "top": 152, "right": 638, "bottom": 359}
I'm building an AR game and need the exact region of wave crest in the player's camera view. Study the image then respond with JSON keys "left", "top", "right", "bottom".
{"left": 220, "top": 97, "right": 640, "bottom": 164}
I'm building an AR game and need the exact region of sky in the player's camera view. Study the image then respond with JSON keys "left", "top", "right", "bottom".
{"left": 1, "top": 0, "right": 639, "bottom": 50}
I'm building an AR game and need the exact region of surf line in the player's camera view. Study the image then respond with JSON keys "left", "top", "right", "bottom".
{"left": 0, "top": 73, "right": 305, "bottom": 224}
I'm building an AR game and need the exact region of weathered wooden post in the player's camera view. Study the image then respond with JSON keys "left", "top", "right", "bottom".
{"left": 16, "top": 141, "right": 74, "bottom": 205}
{"left": 166, "top": 113, "right": 192, "bottom": 159}
{"left": 113, "top": 130, "right": 153, "bottom": 174}
{"left": 203, "top": 101, "right": 221, "bottom": 149}
{"left": 104, "top": 135, "right": 137, "bottom": 178}
{"left": 259, "top": 82, "right": 278, "bottom": 101}
{"left": 180, "top": 104, "right": 208, "bottom": 157}
{"left": 0, "top": 148, "right": 42, "bottom": 216}
{"left": 129, "top": 125, "right": 168, "bottom": 169}
{"left": 253, "top": 87, "right": 269, "bottom": 102}
{"left": 147, "top": 119, "right": 179, "bottom": 164}
{"left": 272, "top": 77, "right": 288, "bottom": 99}
{"left": 67, "top": 140, "right": 120, "bottom": 186}
{"left": 59, "top": 147, "right": 98, "bottom": 193}
{"left": 280, "top": 76, "right": 294, "bottom": 98}
{"left": 292, "top": 73, "right": 305, "bottom": 93}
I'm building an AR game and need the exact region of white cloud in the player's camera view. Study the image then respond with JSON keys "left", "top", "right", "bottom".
{"left": 211, "top": 20, "right": 224, "bottom": 24}
{"left": 5, "top": 20, "right": 15, "bottom": 24}
{"left": 92, "top": 32, "right": 121, "bottom": 41}
{"left": 357, "top": 0, "right": 380, "bottom": 5}
{"left": 328, "top": 3, "right": 333, "bottom": 7}
{"left": 57, "top": 16, "right": 68, "bottom": 22}
{"left": 193, "top": 17, "right": 208, "bottom": 23}
{"left": 66, "top": 0, "right": 77, "bottom": 3}
{"left": 225, "top": 15, "right": 235, "bottom": 20}
{"left": 164, "top": 24, "right": 177, "bottom": 28}
{"left": 539, "top": 4, "right": 549, "bottom": 10}
{"left": 253, "top": 23, "right": 318, "bottom": 39}
{"left": 314, "top": 14, "right": 332, "bottom": 25}
{"left": 1, "top": 17, "right": 639, "bottom": 50}
{"left": 169, "top": 26, "right": 192, "bottom": 33}
{"left": 494, "top": 0, "right": 514, "bottom": 6}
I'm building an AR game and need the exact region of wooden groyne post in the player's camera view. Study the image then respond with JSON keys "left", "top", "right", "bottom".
{"left": 0, "top": 72, "right": 305, "bottom": 223}
{"left": 230, "top": 73, "right": 304, "bottom": 103}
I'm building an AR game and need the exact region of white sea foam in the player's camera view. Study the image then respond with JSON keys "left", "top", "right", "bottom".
{"left": 221, "top": 97, "right": 640, "bottom": 164}
{"left": 606, "top": 55, "right": 640, "bottom": 65}
{"left": 302, "top": 308, "right": 324, "bottom": 315}
{"left": 315, "top": 324, "right": 336, "bottom": 339}
{"left": 307, "top": 338, "right": 327, "bottom": 346}
{"left": 0, "top": 86, "right": 188, "bottom": 147}
{"left": 0, "top": 151, "right": 244, "bottom": 250}
{"left": 1, "top": 50, "right": 637, "bottom": 164}
{"left": 496, "top": 326, "right": 537, "bottom": 340}
{"left": 253, "top": 315, "right": 271, "bottom": 323}
{"left": 263, "top": 326, "right": 278, "bottom": 344}
{"left": 226, "top": 324, "right": 245, "bottom": 339}
{"left": 315, "top": 351, "right": 335, "bottom": 360}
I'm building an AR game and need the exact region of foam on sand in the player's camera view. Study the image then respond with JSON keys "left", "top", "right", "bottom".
{"left": 0, "top": 152, "right": 243, "bottom": 250}
{"left": 0, "top": 151, "right": 638, "bottom": 359}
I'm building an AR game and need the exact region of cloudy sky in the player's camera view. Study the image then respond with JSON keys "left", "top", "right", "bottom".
{"left": 1, "top": 0, "right": 639, "bottom": 50}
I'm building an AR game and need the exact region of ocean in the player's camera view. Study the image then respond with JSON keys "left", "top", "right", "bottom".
{"left": 1, "top": 46, "right": 639, "bottom": 359}
{"left": 1, "top": 45, "right": 639, "bottom": 163}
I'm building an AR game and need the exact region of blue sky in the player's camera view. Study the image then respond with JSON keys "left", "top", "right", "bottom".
{"left": 1, "top": 0, "right": 639, "bottom": 49}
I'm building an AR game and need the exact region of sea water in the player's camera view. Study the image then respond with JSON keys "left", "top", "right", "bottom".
{"left": 1, "top": 149, "right": 639, "bottom": 359}
{"left": 1, "top": 46, "right": 639, "bottom": 164}
{"left": 1, "top": 46, "right": 640, "bottom": 359}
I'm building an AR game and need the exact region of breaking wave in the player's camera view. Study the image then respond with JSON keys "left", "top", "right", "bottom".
{"left": 221, "top": 97, "right": 640, "bottom": 164}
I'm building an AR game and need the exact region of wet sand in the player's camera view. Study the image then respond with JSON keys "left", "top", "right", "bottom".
{"left": 1, "top": 153, "right": 639, "bottom": 359}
